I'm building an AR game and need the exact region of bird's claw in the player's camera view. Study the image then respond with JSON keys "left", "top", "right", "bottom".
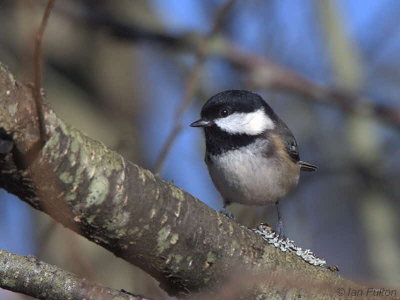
{"left": 219, "top": 208, "right": 235, "bottom": 219}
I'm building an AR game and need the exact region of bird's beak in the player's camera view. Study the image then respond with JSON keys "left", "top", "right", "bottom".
{"left": 190, "top": 119, "right": 212, "bottom": 127}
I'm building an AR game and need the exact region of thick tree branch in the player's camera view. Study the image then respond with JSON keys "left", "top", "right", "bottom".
{"left": 0, "top": 62, "right": 370, "bottom": 298}
{"left": 0, "top": 249, "right": 148, "bottom": 300}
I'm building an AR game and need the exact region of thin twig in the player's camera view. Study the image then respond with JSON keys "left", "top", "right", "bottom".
{"left": 153, "top": 0, "right": 236, "bottom": 174}
{"left": 153, "top": 124, "right": 183, "bottom": 174}
{"left": 33, "top": 0, "right": 56, "bottom": 145}
{"left": 32, "top": 2, "right": 87, "bottom": 257}
{"left": 59, "top": 4, "right": 400, "bottom": 130}
{"left": 222, "top": 44, "right": 400, "bottom": 129}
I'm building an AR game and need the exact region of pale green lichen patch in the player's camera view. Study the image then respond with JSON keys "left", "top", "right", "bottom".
{"left": 7, "top": 70, "right": 16, "bottom": 86}
{"left": 174, "top": 254, "right": 183, "bottom": 264}
{"left": 175, "top": 201, "right": 182, "bottom": 217}
{"left": 157, "top": 225, "right": 175, "bottom": 253}
{"left": 86, "top": 175, "right": 109, "bottom": 207}
{"left": 7, "top": 103, "right": 17, "bottom": 116}
{"left": 86, "top": 214, "right": 97, "bottom": 224}
{"left": 105, "top": 211, "right": 131, "bottom": 237}
{"left": 69, "top": 155, "right": 87, "bottom": 191}
{"left": 80, "top": 137, "right": 124, "bottom": 173}
{"left": 77, "top": 139, "right": 90, "bottom": 167}
{"left": 207, "top": 251, "right": 217, "bottom": 264}
{"left": 203, "top": 251, "right": 217, "bottom": 269}
{"left": 101, "top": 150, "right": 125, "bottom": 177}
{"left": 43, "top": 131, "right": 61, "bottom": 160}
{"left": 70, "top": 138, "right": 79, "bottom": 154}
{"left": 170, "top": 186, "right": 185, "bottom": 201}
{"left": 143, "top": 169, "right": 155, "bottom": 181}
{"left": 65, "top": 192, "right": 77, "bottom": 202}
{"left": 60, "top": 172, "right": 73, "bottom": 184}
{"left": 153, "top": 188, "right": 160, "bottom": 200}
{"left": 106, "top": 224, "right": 127, "bottom": 239}
{"left": 228, "top": 240, "right": 240, "bottom": 256}
{"left": 1, "top": 277, "right": 16, "bottom": 287}
{"left": 165, "top": 254, "right": 185, "bottom": 272}
{"left": 64, "top": 125, "right": 125, "bottom": 179}
{"left": 51, "top": 113, "right": 70, "bottom": 138}
{"left": 170, "top": 233, "right": 179, "bottom": 245}
{"left": 137, "top": 168, "right": 146, "bottom": 183}
{"left": 160, "top": 214, "right": 168, "bottom": 225}
{"left": 128, "top": 227, "right": 139, "bottom": 235}
{"left": 137, "top": 167, "right": 155, "bottom": 184}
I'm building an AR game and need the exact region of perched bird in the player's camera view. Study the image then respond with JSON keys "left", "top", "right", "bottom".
{"left": 190, "top": 90, "right": 317, "bottom": 235}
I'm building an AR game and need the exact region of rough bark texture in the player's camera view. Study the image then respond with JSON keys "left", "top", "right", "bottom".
{"left": 0, "top": 62, "right": 373, "bottom": 299}
{"left": 0, "top": 250, "right": 148, "bottom": 300}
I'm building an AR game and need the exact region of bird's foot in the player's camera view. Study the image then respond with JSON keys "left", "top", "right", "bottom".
{"left": 219, "top": 208, "right": 235, "bottom": 219}
{"left": 276, "top": 219, "right": 286, "bottom": 239}
{"left": 275, "top": 201, "right": 287, "bottom": 239}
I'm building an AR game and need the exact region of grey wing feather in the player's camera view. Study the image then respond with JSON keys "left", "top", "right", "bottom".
{"left": 274, "top": 119, "right": 317, "bottom": 171}
{"left": 274, "top": 119, "right": 300, "bottom": 162}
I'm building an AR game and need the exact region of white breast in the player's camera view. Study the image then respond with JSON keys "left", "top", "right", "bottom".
{"left": 207, "top": 140, "right": 299, "bottom": 205}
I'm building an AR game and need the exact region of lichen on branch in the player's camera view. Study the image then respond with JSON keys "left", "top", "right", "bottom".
{"left": 0, "top": 62, "right": 365, "bottom": 298}
{"left": 0, "top": 250, "right": 147, "bottom": 300}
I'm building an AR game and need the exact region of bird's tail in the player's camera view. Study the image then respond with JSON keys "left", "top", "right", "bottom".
{"left": 299, "top": 161, "right": 318, "bottom": 172}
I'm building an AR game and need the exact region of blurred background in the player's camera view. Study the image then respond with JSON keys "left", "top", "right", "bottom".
{"left": 1, "top": 0, "right": 400, "bottom": 298}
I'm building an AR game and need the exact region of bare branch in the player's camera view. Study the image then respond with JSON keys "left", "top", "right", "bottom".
{"left": 0, "top": 249, "right": 149, "bottom": 300}
{"left": 33, "top": 0, "right": 56, "bottom": 145}
{"left": 222, "top": 44, "right": 400, "bottom": 129}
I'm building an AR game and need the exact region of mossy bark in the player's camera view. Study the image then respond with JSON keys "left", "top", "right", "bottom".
{"left": 0, "top": 250, "right": 147, "bottom": 300}
{"left": 0, "top": 62, "right": 369, "bottom": 299}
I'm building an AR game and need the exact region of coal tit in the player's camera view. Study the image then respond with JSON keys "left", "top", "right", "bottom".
{"left": 190, "top": 90, "right": 317, "bottom": 235}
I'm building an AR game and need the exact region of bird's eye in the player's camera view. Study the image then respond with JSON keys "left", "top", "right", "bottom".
{"left": 219, "top": 108, "right": 230, "bottom": 117}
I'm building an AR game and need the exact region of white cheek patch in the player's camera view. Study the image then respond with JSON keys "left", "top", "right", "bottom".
{"left": 215, "top": 109, "right": 274, "bottom": 135}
